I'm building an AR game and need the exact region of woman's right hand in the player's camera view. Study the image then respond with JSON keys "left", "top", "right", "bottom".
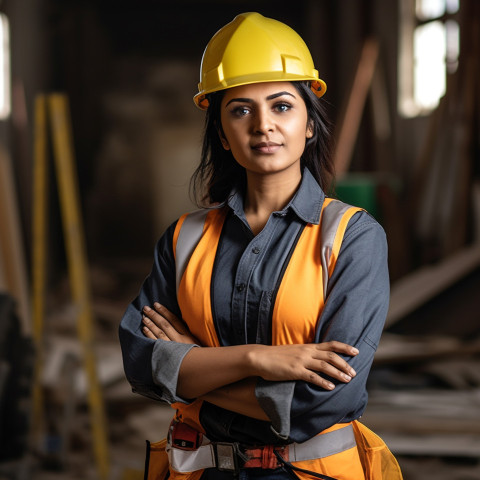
{"left": 142, "top": 303, "right": 199, "bottom": 345}
{"left": 247, "top": 342, "right": 359, "bottom": 391}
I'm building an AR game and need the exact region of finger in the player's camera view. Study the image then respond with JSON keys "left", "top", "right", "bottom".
{"left": 142, "top": 315, "right": 164, "bottom": 338}
{"left": 306, "top": 355, "right": 348, "bottom": 380}
{"left": 142, "top": 325, "right": 156, "bottom": 339}
{"left": 142, "top": 314, "right": 173, "bottom": 341}
{"left": 302, "top": 370, "right": 336, "bottom": 391}
{"left": 142, "top": 318, "right": 171, "bottom": 342}
{"left": 306, "top": 348, "right": 356, "bottom": 379}
{"left": 143, "top": 305, "right": 174, "bottom": 333}
{"left": 142, "top": 322, "right": 169, "bottom": 341}
{"left": 311, "top": 360, "right": 355, "bottom": 383}
{"left": 323, "top": 341, "right": 359, "bottom": 356}
{"left": 142, "top": 325, "right": 159, "bottom": 340}
{"left": 153, "top": 303, "right": 189, "bottom": 335}
{"left": 314, "top": 343, "right": 358, "bottom": 374}
{"left": 143, "top": 306, "right": 184, "bottom": 341}
{"left": 143, "top": 305, "right": 165, "bottom": 326}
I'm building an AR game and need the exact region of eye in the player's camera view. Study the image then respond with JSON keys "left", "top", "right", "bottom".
{"left": 273, "top": 102, "right": 292, "bottom": 113}
{"left": 231, "top": 105, "right": 251, "bottom": 117}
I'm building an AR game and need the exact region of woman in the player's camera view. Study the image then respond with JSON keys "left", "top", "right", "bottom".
{"left": 119, "top": 12, "right": 402, "bottom": 480}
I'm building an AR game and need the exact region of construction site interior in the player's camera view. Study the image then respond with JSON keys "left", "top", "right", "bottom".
{"left": 0, "top": 1, "right": 479, "bottom": 479}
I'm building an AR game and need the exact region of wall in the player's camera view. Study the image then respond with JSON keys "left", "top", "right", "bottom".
{"left": 2, "top": 0, "right": 466, "bottom": 270}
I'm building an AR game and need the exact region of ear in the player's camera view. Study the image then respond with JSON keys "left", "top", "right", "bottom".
{"left": 306, "top": 121, "right": 314, "bottom": 139}
{"left": 217, "top": 128, "right": 230, "bottom": 150}
{"left": 220, "top": 137, "right": 230, "bottom": 150}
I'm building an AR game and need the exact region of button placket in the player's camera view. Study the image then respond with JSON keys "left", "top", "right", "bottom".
{"left": 231, "top": 217, "right": 279, "bottom": 344}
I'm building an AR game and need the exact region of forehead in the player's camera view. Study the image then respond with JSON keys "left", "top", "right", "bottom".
{"left": 221, "top": 81, "right": 298, "bottom": 102}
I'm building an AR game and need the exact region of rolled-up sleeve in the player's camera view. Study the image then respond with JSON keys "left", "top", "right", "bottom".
{"left": 256, "top": 212, "right": 390, "bottom": 442}
{"left": 119, "top": 221, "right": 196, "bottom": 404}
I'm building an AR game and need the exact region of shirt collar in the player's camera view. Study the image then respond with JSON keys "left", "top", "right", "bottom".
{"left": 227, "top": 168, "right": 325, "bottom": 225}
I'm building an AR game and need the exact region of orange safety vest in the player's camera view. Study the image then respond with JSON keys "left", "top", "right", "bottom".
{"left": 146, "top": 199, "right": 403, "bottom": 480}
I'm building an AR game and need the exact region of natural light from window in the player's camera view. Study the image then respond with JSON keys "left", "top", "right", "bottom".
{"left": 399, "top": 0, "right": 460, "bottom": 117}
{"left": 0, "top": 13, "right": 10, "bottom": 120}
{"left": 414, "top": 21, "right": 446, "bottom": 111}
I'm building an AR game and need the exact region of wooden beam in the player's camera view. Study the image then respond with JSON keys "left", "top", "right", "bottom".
{"left": 48, "top": 94, "right": 110, "bottom": 480}
{"left": 376, "top": 433, "right": 480, "bottom": 457}
{"left": 363, "top": 390, "right": 480, "bottom": 435}
{"left": 0, "top": 145, "right": 31, "bottom": 335}
{"left": 333, "top": 38, "right": 379, "bottom": 177}
{"left": 386, "top": 243, "right": 480, "bottom": 328}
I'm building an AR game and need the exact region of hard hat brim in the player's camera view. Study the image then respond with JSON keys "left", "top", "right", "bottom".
{"left": 194, "top": 77, "right": 327, "bottom": 110}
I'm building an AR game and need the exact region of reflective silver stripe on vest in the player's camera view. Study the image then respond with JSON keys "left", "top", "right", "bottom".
{"left": 320, "top": 200, "right": 352, "bottom": 300}
{"left": 175, "top": 209, "right": 210, "bottom": 294}
{"left": 175, "top": 201, "right": 354, "bottom": 299}
{"left": 167, "top": 424, "right": 356, "bottom": 473}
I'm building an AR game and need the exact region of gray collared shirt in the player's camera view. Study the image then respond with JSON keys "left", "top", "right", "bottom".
{"left": 119, "top": 168, "right": 389, "bottom": 444}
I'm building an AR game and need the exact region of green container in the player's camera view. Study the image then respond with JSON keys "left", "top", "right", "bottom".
{"left": 333, "top": 174, "right": 379, "bottom": 220}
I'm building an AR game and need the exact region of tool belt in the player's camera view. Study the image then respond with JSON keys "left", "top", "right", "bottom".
{"left": 167, "top": 422, "right": 356, "bottom": 474}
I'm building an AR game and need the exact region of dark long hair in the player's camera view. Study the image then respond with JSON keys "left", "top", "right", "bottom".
{"left": 190, "top": 81, "right": 335, "bottom": 205}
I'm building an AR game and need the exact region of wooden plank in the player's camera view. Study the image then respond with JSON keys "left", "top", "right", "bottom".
{"left": 48, "top": 94, "right": 110, "bottom": 480}
{"left": 0, "top": 245, "right": 6, "bottom": 291}
{"left": 404, "top": 77, "right": 451, "bottom": 248}
{"left": 445, "top": 56, "right": 477, "bottom": 254}
{"left": 473, "top": 182, "right": 480, "bottom": 242}
{"left": 369, "top": 61, "right": 392, "bottom": 172}
{"left": 374, "top": 333, "right": 463, "bottom": 364}
{"left": 386, "top": 243, "right": 480, "bottom": 328}
{"left": 31, "top": 94, "right": 48, "bottom": 444}
{"left": 363, "top": 390, "right": 480, "bottom": 435}
{"left": 378, "top": 433, "right": 480, "bottom": 458}
{"left": 364, "top": 412, "right": 480, "bottom": 435}
{"left": 333, "top": 38, "right": 379, "bottom": 177}
{"left": 0, "top": 144, "right": 31, "bottom": 335}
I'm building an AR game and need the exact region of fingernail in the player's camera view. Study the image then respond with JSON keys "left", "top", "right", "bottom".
{"left": 154, "top": 302, "right": 161, "bottom": 309}
{"left": 327, "top": 382, "right": 335, "bottom": 390}
{"left": 351, "top": 347, "right": 359, "bottom": 354}
{"left": 143, "top": 306, "right": 151, "bottom": 312}
{"left": 343, "top": 374, "right": 352, "bottom": 381}
{"left": 350, "top": 368, "right": 356, "bottom": 376}
{"left": 142, "top": 315, "right": 149, "bottom": 323}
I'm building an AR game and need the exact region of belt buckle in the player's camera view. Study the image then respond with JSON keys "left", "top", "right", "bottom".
{"left": 214, "top": 443, "right": 238, "bottom": 472}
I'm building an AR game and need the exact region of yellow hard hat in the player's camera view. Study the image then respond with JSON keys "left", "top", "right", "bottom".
{"left": 194, "top": 12, "right": 327, "bottom": 109}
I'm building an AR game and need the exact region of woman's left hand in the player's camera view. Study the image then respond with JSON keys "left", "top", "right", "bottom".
{"left": 142, "top": 303, "right": 198, "bottom": 344}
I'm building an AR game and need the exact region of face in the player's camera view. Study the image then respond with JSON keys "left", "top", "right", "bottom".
{"left": 219, "top": 82, "right": 312, "bottom": 179}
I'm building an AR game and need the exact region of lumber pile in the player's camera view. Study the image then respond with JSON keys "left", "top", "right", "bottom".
{"left": 367, "top": 324, "right": 480, "bottom": 464}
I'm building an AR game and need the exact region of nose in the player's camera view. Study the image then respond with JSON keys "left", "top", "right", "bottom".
{"left": 253, "top": 107, "right": 274, "bottom": 135}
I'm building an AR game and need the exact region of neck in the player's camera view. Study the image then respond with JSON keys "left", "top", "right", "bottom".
{"left": 244, "top": 168, "right": 302, "bottom": 234}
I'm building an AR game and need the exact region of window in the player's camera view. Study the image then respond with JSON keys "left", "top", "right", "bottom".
{"left": 0, "top": 13, "right": 10, "bottom": 120}
{"left": 399, "top": 0, "right": 460, "bottom": 117}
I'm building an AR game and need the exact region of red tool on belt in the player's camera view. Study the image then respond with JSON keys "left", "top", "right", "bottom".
{"left": 170, "top": 422, "right": 203, "bottom": 450}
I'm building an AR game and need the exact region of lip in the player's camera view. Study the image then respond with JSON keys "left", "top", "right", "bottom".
{"left": 251, "top": 141, "right": 282, "bottom": 154}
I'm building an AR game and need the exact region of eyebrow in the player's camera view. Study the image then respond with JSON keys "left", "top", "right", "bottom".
{"left": 225, "top": 91, "right": 296, "bottom": 107}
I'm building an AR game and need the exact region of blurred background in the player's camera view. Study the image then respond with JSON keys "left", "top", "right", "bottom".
{"left": 0, "top": 0, "right": 479, "bottom": 479}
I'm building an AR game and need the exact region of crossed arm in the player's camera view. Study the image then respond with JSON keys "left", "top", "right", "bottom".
{"left": 141, "top": 302, "right": 358, "bottom": 421}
